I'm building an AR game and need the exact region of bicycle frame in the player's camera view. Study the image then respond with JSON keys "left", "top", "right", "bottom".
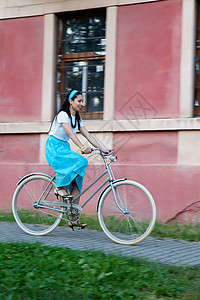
{"left": 74, "top": 169, "right": 110, "bottom": 208}
{"left": 71, "top": 149, "right": 126, "bottom": 212}
{"left": 18, "top": 149, "right": 126, "bottom": 214}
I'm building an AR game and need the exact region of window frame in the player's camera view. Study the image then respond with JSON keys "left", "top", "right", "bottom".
{"left": 56, "top": 9, "right": 106, "bottom": 120}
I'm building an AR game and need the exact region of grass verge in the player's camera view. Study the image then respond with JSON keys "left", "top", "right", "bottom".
{"left": 0, "top": 242, "right": 200, "bottom": 300}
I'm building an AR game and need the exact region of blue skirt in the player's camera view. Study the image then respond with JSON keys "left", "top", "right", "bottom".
{"left": 45, "top": 135, "right": 88, "bottom": 192}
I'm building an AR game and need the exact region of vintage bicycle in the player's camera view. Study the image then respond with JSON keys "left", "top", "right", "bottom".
{"left": 12, "top": 149, "right": 156, "bottom": 245}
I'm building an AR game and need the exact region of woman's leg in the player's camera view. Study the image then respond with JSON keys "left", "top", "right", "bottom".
{"left": 71, "top": 180, "right": 80, "bottom": 204}
{"left": 68, "top": 179, "right": 87, "bottom": 229}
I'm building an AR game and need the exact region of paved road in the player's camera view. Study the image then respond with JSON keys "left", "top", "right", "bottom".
{"left": 0, "top": 221, "right": 199, "bottom": 267}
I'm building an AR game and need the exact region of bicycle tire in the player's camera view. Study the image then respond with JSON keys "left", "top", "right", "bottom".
{"left": 12, "top": 174, "right": 64, "bottom": 236}
{"left": 98, "top": 180, "right": 156, "bottom": 245}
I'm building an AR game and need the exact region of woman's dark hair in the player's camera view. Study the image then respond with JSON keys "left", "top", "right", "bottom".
{"left": 49, "top": 90, "right": 82, "bottom": 132}
{"left": 58, "top": 90, "right": 82, "bottom": 129}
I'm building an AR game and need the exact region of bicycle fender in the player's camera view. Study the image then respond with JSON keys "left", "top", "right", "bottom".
{"left": 96, "top": 178, "right": 127, "bottom": 212}
{"left": 17, "top": 172, "right": 54, "bottom": 185}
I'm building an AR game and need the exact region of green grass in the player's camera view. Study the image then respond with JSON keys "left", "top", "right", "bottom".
{"left": 0, "top": 242, "right": 199, "bottom": 300}
{"left": 1, "top": 211, "right": 200, "bottom": 241}
{"left": 152, "top": 221, "right": 200, "bottom": 242}
{"left": 0, "top": 211, "right": 15, "bottom": 222}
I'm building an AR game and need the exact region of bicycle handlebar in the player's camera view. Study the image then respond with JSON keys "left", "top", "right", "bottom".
{"left": 92, "top": 148, "right": 113, "bottom": 155}
{"left": 82, "top": 148, "right": 113, "bottom": 156}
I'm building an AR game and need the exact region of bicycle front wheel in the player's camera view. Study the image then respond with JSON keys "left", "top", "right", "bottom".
{"left": 12, "top": 174, "right": 64, "bottom": 236}
{"left": 98, "top": 180, "right": 156, "bottom": 245}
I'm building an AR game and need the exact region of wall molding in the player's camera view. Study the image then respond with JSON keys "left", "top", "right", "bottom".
{"left": 0, "top": 0, "right": 162, "bottom": 19}
{"left": 103, "top": 6, "right": 117, "bottom": 120}
{"left": 1, "top": 118, "right": 200, "bottom": 134}
{"left": 41, "top": 14, "right": 56, "bottom": 122}
{"left": 179, "top": 0, "right": 196, "bottom": 117}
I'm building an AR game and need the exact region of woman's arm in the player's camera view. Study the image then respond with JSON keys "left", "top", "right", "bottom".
{"left": 61, "top": 123, "right": 91, "bottom": 153}
{"left": 79, "top": 126, "right": 110, "bottom": 153}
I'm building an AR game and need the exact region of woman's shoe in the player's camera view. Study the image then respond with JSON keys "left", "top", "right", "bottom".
{"left": 54, "top": 188, "right": 73, "bottom": 199}
{"left": 68, "top": 221, "right": 87, "bottom": 231}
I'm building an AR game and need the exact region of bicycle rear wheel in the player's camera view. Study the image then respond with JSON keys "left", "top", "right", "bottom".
{"left": 98, "top": 180, "right": 156, "bottom": 245}
{"left": 12, "top": 174, "right": 63, "bottom": 235}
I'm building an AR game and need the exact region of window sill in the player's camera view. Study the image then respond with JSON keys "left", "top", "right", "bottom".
{"left": 1, "top": 117, "right": 200, "bottom": 134}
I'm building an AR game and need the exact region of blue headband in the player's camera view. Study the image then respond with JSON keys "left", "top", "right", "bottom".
{"left": 68, "top": 90, "right": 79, "bottom": 101}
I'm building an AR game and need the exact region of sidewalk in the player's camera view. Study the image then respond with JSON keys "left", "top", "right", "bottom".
{"left": 0, "top": 221, "right": 199, "bottom": 267}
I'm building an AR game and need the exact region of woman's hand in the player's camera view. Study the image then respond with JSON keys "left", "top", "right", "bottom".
{"left": 81, "top": 147, "right": 92, "bottom": 154}
{"left": 102, "top": 148, "right": 112, "bottom": 155}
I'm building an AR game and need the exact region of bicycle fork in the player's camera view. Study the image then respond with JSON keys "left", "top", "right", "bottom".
{"left": 109, "top": 182, "right": 129, "bottom": 214}
{"left": 105, "top": 161, "right": 128, "bottom": 214}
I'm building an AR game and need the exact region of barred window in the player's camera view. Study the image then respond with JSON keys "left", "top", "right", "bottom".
{"left": 56, "top": 9, "right": 106, "bottom": 119}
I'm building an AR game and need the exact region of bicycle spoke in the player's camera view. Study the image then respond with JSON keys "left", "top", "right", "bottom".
{"left": 126, "top": 216, "right": 135, "bottom": 235}
{"left": 23, "top": 183, "right": 38, "bottom": 204}
{"left": 128, "top": 214, "right": 144, "bottom": 233}
{"left": 102, "top": 204, "right": 123, "bottom": 213}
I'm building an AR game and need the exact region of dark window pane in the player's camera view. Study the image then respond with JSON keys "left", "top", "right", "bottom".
{"left": 65, "top": 61, "right": 86, "bottom": 94}
{"left": 63, "top": 15, "right": 106, "bottom": 54}
{"left": 64, "top": 59, "right": 104, "bottom": 111}
{"left": 88, "top": 60, "right": 105, "bottom": 92}
{"left": 87, "top": 92, "right": 104, "bottom": 112}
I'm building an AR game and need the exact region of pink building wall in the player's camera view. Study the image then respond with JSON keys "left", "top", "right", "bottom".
{"left": 0, "top": 16, "right": 44, "bottom": 122}
{"left": 115, "top": 0, "right": 182, "bottom": 119}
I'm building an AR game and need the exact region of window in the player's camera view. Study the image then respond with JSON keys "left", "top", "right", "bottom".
{"left": 56, "top": 9, "right": 106, "bottom": 119}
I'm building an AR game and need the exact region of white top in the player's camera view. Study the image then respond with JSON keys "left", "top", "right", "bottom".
{"left": 49, "top": 111, "right": 84, "bottom": 141}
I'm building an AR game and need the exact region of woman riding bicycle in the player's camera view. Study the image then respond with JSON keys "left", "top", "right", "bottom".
{"left": 45, "top": 89, "right": 109, "bottom": 230}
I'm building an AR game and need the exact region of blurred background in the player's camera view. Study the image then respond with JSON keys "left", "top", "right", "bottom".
{"left": 0, "top": 0, "right": 200, "bottom": 224}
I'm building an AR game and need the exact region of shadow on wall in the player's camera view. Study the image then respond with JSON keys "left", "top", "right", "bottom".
{"left": 167, "top": 200, "right": 200, "bottom": 225}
